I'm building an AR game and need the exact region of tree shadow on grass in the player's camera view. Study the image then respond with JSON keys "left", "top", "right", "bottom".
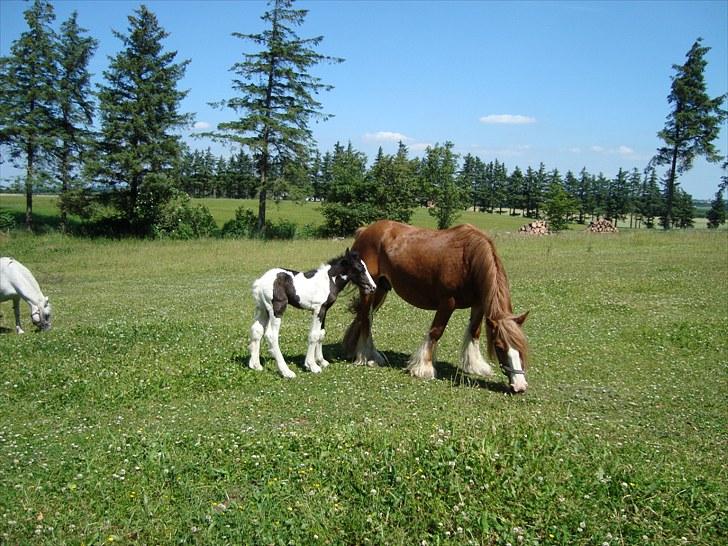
{"left": 230, "top": 343, "right": 511, "bottom": 393}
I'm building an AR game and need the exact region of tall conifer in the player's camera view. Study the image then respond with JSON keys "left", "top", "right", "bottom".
{"left": 95, "top": 5, "right": 191, "bottom": 234}
{"left": 209, "top": 0, "right": 342, "bottom": 234}
{"left": 652, "top": 39, "right": 727, "bottom": 229}
{"left": 0, "top": 0, "right": 58, "bottom": 230}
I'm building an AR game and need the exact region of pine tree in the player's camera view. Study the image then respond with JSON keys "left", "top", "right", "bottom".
{"left": 423, "top": 142, "right": 462, "bottom": 229}
{"left": 543, "top": 178, "right": 577, "bottom": 232}
{"left": 706, "top": 189, "right": 726, "bottom": 229}
{"left": 55, "top": 11, "right": 98, "bottom": 232}
{"left": 638, "top": 168, "right": 664, "bottom": 228}
{"left": 0, "top": 0, "right": 58, "bottom": 231}
{"left": 95, "top": 5, "right": 191, "bottom": 234}
{"left": 209, "top": 0, "right": 342, "bottom": 234}
{"left": 652, "top": 38, "right": 727, "bottom": 229}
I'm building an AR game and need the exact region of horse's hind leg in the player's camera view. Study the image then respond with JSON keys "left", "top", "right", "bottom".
{"left": 265, "top": 314, "right": 296, "bottom": 379}
{"left": 303, "top": 309, "right": 324, "bottom": 374}
{"left": 344, "top": 287, "right": 388, "bottom": 366}
{"left": 408, "top": 299, "right": 455, "bottom": 379}
{"left": 248, "top": 305, "right": 267, "bottom": 371}
{"left": 461, "top": 306, "right": 494, "bottom": 377}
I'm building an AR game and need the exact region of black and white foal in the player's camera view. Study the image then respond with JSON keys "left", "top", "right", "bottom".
{"left": 248, "top": 249, "right": 377, "bottom": 378}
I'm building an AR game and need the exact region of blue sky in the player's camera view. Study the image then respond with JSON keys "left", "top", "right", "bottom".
{"left": 1, "top": 0, "right": 727, "bottom": 198}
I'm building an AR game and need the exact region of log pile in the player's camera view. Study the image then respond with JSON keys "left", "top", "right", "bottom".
{"left": 519, "top": 220, "right": 550, "bottom": 235}
{"left": 586, "top": 218, "right": 618, "bottom": 233}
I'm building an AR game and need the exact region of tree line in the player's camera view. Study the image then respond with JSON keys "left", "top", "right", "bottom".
{"left": 1, "top": 0, "right": 726, "bottom": 237}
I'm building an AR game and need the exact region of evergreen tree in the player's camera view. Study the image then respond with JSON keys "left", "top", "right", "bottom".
{"left": 55, "top": 11, "right": 98, "bottom": 232}
{"left": 576, "top": 168, "right": 595, "bottom": 223}
{"left": 706, "top": 189, "right": 726, "bottom": 229}
{"left": 638, "top": 168, "right": 663, "bottom": 228}
{"left": 652, "top": 38, "right": 727, "bottom": 229}
{"left": 506, "top": 166, "right": 525, "bottom": 216}
{"left": 95, "top": 5, "right": 191, "bottom": 234}
{"left": 607, "top": 168, "right": 630, "bottom": 227}
{"left": 543, "top": 179, "right": 577, "bottom": 232}
{"left": 320, "top": 142, "right": 372, "bottom": 236}
{"left": 209, "top": 0, "right": 342, "bottom": 234}
{"left": 423, "top": 142, "right": 462, "bottom": 229}
{"left": 0, "top": 0, "right": 58, "bottom": 230}
{"left": 671, "top": 188, "right": 696, "bottom": 229}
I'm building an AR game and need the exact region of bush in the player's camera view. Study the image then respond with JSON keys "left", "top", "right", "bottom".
{"left": 153, "top": 192, "right": 218, "bottom": 239}
{"left": 320, "top": 202, "right": 377, "bottom": 237}
{"left": 221, "top": 206, "right": 297, "bottom": 240}
{"left": 0, "top": 210, "right": 16, "bottom": 231}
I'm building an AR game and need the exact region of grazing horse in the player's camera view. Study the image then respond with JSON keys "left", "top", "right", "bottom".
{"left": 0, "top": 257, "right": 52, "bottom": 334}
{"left": 249, "top": 249, "right": 377, "bottom": 378}
{"left": 342, "top": 220, "right": 530, "bottom": 393}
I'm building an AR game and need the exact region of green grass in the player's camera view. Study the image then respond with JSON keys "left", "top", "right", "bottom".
{"left": 0, "top": 226, "right": 726, "bottom": 545}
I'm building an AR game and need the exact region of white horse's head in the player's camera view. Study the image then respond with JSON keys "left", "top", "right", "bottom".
{"left": 31, "top": 297, "right": 52, "bottom": 331}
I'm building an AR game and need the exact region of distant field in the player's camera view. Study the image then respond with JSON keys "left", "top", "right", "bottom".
{"left": 0, "top": 225, "right": 726, "bottom": 544}
{"left": 1, "top": 193, "right": 722, "bottom": 232}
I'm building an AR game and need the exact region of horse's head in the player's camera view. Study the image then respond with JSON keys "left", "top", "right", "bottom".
{"left": 31, "top": 296, "right": 52, "bottom": 331}
{"left": 487, "top": 312, "right": 529, "bottom": 393}
{"left": 343, "top": 248, "right": 377, "bottom": 294}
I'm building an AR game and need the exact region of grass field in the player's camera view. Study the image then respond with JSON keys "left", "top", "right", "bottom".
{"left": 0, "top": 201, "right": 727, "bottom": 544}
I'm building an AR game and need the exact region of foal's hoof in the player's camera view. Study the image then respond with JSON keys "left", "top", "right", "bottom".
{"left": 307, "top": 363, "right": 322, "bottom": 374}
{"left": 280, "top": 369, "right": 297, "bottom": 379}
{"left": 248, "top": 361, "right": 263, "bottom": 371}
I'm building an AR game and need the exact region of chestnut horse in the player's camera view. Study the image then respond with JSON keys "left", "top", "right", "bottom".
{"left": 342, "top": 220, "right": 529, "bottom": 393}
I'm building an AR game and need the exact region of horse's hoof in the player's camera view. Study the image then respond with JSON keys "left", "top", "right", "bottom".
{"left": 307, "top": 363, "right": 322, "bottom": 374}
{"left": 280, "top": 369, "right": 296, "bottom": 379}
{"left": 248, "top": 361, "right": 263, "bottom": 371}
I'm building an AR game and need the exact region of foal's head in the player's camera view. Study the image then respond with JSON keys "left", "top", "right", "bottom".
{"left": 31, "top": 296, "right": 52, "bottom": 331}
{"left": 337, "top": 249, "right": 377, "bottom": 294}
{"left": 486, "top": 312, "right": 529, "bottom": 393}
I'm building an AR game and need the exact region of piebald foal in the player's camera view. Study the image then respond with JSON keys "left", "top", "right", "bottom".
{"left": 248, "top": 249, "right": 376, "bottom": 378}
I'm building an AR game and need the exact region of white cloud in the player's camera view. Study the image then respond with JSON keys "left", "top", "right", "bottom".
{"left": 479, "top": 114, "right": 536, "bottom": 125}
{"left": 363, "top": 131, "right": 412, "bottom": 143}
{"left": 590, "top": 144, "right": 636, "bottom": 156}
{"left": 617, "top": 145, "right": 635, "bottom": 156}
{"left": 193, "top": 121, "right": 211, "bottom": 130}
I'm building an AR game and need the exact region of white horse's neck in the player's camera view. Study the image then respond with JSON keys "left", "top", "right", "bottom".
{"left": 1, "top": 258, "right": 46, "bottom": 307}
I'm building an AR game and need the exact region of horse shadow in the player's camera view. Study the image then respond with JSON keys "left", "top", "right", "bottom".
{"left": 231, "top": 343, "right": 510, "bottom": 393}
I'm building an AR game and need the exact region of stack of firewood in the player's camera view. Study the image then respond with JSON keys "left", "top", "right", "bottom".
{"left": 519, "top": 220, "right": 550, "bottom": 235}
{"left": 586, "top": 218, "right": 618, "bottom": 233}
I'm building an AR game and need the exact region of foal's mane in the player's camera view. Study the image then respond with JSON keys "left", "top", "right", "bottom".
{"left": 463, "top": 226, "right": 529, "bottom": 366}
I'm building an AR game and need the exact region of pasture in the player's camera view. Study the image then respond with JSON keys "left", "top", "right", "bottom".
{"left": 0, "top": 213, "right": 727, "bottom": 544}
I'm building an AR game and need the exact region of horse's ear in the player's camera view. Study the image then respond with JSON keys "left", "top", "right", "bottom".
{"left": 514, "top": 311, "right": 529, "bottom": 326}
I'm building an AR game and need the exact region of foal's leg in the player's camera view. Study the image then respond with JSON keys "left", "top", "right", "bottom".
{"left": 13, "top": 297, "right": 25, "bottom": 334}
{"left": 407, "top": 299, "right": 455, "bottom": 379}
{"left": 461, "top": 306, "right": 494, "bottom": 377}
{"left": 265, "top": 313, "right": 296, "bottom": 379}
{"left": 248, "top": 305, "right": 267, "bottom": 371}
{"left": 303, "top": 308, "right": 324, "bottom": 374}
{"left": 315, "top": 308, "right": 330, "bottom": 368}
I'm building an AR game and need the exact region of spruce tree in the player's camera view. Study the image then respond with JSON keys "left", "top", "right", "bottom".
{"left": 210, "top": 0, "right": 342, "bottom": 234}
{"left": 423, "top": 142, "right": 462, "bottom": 229}
{"left": 706, "top": 189, "right": 726, "bottom": 229}
{"left": 55, "top": 11, "right": 98, "bottom": 232}
{"left": 652, "top": 38, "right": 727, "bottom": 229}
{"left": 95, "top": 5, "right": 191, "bottom": 234}
{"left": 0, "top": 0, "right": 58, "bottom": 231}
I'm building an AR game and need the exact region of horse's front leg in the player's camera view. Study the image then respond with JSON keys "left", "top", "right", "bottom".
{"left": 343, "top": 288, "right": 388, "bottom": 366}
{"left": 315, "top": 307, "right": 330, "bottom": 368}
{"left": 304, "top": 308, "right": 324, "bottom": 373}
{"left": 13, "top": 298, "right": 25, "bottom": 334}
{"left": 407, "top": 299, "right": 455, "bottom": 379}
{"left": 461, "top": 306, "right": 494, "bottom": 377}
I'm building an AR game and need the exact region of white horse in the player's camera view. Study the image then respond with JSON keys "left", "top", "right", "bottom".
{"left": 0, "top": 257, "right": 52, "bottom": 334}
{"left": 249, "top": 249, "right": 376, "bottom": 378}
